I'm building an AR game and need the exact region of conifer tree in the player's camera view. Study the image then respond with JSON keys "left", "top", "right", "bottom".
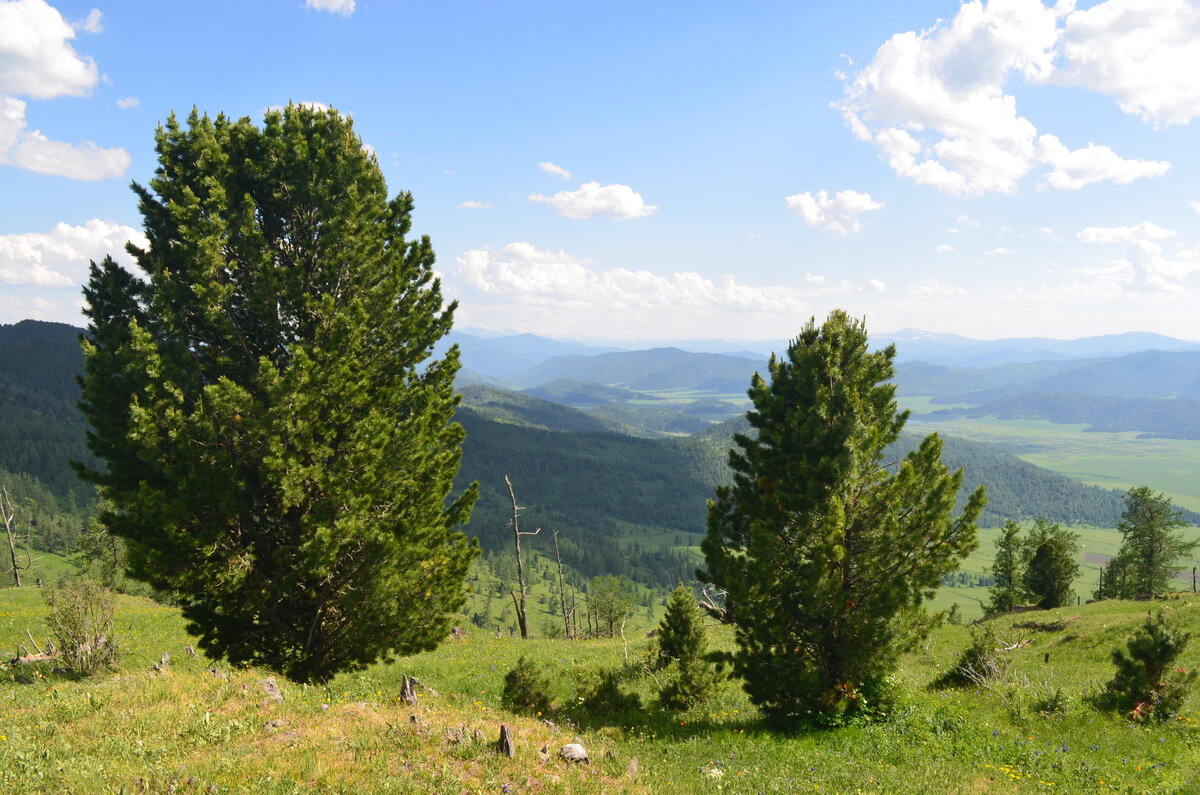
{"left": 656, "top": 583, "right": 718, "bottom": 709}
{"left": 76, "top": 105, "right": 477, "bottom": 683}
{"left": 699, "top": 310, "right": 985, "bottom": 724}
{"left": 1021, "top": 517, "right": 1080, "bottom": 609}
{"left": 1113, "top": 487, "right": 1198, "bottom": 597}
{"left": 985, "top": 521, "right": 1023, "bottom": 615}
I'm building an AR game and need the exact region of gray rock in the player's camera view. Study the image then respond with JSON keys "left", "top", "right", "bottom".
{"left": 261, "top": 676, "right": 283, "bottom": 702}
{"left": 559, "top": 743, "right": 589, "bottom": 764}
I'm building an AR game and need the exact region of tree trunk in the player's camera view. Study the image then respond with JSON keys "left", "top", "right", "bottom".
{"left": 553, "top": 529, "right": 572, "bottom": 639}
{"left": 2, "top": 486, "right": 26, "bottom": 588}
{"left": 505, "top": 476, "right": 539, "bottom": 640}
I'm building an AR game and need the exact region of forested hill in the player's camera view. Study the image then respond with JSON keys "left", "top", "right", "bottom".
{"left": 695, "top": 416, "right": 1176, "bottom": 528}
{"left": 0, "top": 320, "right": 95, "bottom": 509}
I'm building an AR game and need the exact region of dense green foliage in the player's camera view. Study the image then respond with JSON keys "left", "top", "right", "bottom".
{"left": 587, "top": 574, "right": 634, "bottom": 637}
{"left": 501, "top": 656, "right": 553, "bottom": 715}
{"left": 1107, "top": 487, "right": 1199, "bottom": 598}
{"left": 656, "top": 584, "right": 717, "bottom": 709}
{"left": 1021, "top": 518, "right": 1081, "bottom": 609}
{"left": 75, "top": 105, "right": 476, "bottom": 683}
{"left": 700, "top": 311, "right": 986, "bottom": 724}
{"left": 1101, "top": 612, "right": 1198, "bottom": 721}
{"left": 985, "top": 521, "right": 1023, "bottom": 615}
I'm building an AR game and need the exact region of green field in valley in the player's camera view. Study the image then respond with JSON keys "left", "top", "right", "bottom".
{"left": 900, "top": 398, "right": 1200, "bottom": 513}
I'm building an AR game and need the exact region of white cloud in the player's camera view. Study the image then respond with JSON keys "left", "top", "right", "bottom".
{"left": 304, "top": 0, "right": 355, "bottom": 16}
{"left": 867, "top": 279, "right": 887, "bottom": 292}
{"left": 0, "top": 0, "right": 98, "bottom": 98}
{"left": 1036, "top": 134, "right": 1170, "bottom": 189}
{"left": 1076, "top": 221, "right": 1176, "bottom": 244}
{"left": 983, "top": 247, "right": 1015, "bottom": 256}
{"left": 936, "top": 243, "right": 956, "bottom": 253}
{"left": 455, "top": 242, "right": 811, "bottom": 314}
{"left": 0, "top": 1, "right": 128, "bottom": 179}
{"left": 1076, "top": 221, "right": 1196, "bottom": 291}
{"left": 783, "top": 189, "right": 884, "bottom": 235}
{"left": 116, "top": 96, "right": 138, "bottom": 109}
{"left": 78, "top": 9, "right": 102, "bottom": 34}
{"left": 1054, "top": 0, "right": 1200, "bottom": 126}
{"left": 1190, "top": 201, "right": 1200, "bottom": 214}
{"left": 838, "top": 0, "right": 1178, "bottom": 195}
{"left": 529, "top": 181, "right": 657, "bottom": 221}
{"left": 538, "top": 161, "right": 571, "bottom": 180}
{"left": 0, "top": 219, "right": 146, "bottom": 287}
{"left": 456, "top": 200, "right": 493, "bottom": 210}
{"left": 0, "top": 96, "right": 129, "bottom": 179}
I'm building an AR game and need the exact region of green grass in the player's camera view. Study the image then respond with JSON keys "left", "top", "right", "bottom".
{"left": 4, "top": 587, "right": 1200, "bottom": 792}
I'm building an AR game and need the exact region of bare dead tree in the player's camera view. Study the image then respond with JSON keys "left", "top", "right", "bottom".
{"left": 504, "top": 475, "right": 540, "bottom": 639}
{"left": 2, "top": 485, "right": 31, "bottom": 588}
{"left": 698, "top": 585, "right": 731, "bottom": 624}
{"left": 552, "top": 529, "right": 572, "bottom": 639}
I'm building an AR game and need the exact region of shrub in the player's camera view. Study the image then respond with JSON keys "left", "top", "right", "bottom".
{"left": 933, "top": 624, "right": 1006, "bottom": 689}
{"left": 501, "top": 656, "right": 553, "bottom": 715}
{"left": 659, "top": 655, "right": 719, "bottom": 711}
{"left": 577, "top": 667, "right": 642, "bottom": 716}
{"left": 1100, "top": 611, "right": 1197, "bottom": 721}
{"left": 43, "top": 578, "right": 119, "bottom": 674}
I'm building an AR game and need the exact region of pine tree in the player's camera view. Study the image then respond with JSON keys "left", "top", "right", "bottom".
{"left": 656, "top": 583, "right": 706, "bottom": 668}
{"left": 656, "top": 583, "right": 718, "bottom": 709}
{"left": 985, "top": 521, "right": 1023, "bottom": 615}
{"left": 699, "top": 310, "right": 985, "bottom": 724}
{"left": 1103, "top": 612, "right": 1198, "bottom": 721}
{"left": 76, "top": 105, "right": 477, "bottom": 683}
{"left": 1021, "top": 517, "right": 1080, "bottom": 609}
{"left": 1113, "top": 487, "right": 1198, "bottom": 597}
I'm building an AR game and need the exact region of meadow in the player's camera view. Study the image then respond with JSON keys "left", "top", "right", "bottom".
{"left": 4, "top": 584, "right": 1200, "bottom": 793}
{"left": 899, "top": 404, "right": 1200, "bottom": 513}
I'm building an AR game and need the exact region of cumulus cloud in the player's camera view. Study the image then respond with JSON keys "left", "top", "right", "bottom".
{"left": 116, "top": 96, "right": 138, "bottom": 109}
{"left": 1036, "top": 135, "right": 1169, "bottom": 189}
{"left": 0, "top": 0, "right": 98, "bottom": 98}
{"left": 1076, "top": 221, "right": 1196, "bottom": 291}
{"left": 1190, "top": 201, "right": 1200, "bottom": 214}
{"left": 455, "top": 242, "right": 814, "bottom": 314}
{"left": 0, "top": 219, "right": 146, "bottom": 287}
{"left": 455, "top": 200, "right": 493, "bottom": 210}
{"left": 1053, "top": 0, "right": 1200, "bottom": 127}
{"left": 936, "top": 243, "right": 956, "bottom": 253}
{"left": 784, "top": 189, "right": 884, "bottom": 235}
{"left": 529, "top": 182, "right": 657, "bottom": 221}
{"left": 983, "top": 247, "right": 1015, "bottom": 256}
{"left": 538, "top": 161, "right": 571, "bottom": 180}
{"left": 0, "top": 96, "right": 130, "bottom": 179}
{"left": 0, "top": 0, "right": 129, "bottom": 179}
{"left": 838, "top": 0, "right": 1180, "bottom": 195}
{"left": 304, "top": 0, "right": 355, "bottom": 16}
{"left": 1076, "top": 221, "right": 1176, "bottom": 244}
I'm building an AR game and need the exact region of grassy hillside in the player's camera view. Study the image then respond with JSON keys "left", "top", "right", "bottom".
{"left": 4, "top": 587, "right": 1200, "bottom": 792}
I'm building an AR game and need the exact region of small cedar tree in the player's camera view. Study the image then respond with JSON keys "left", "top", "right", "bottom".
{"left": 699, "top": 310, "right": 985, "bottom": 724}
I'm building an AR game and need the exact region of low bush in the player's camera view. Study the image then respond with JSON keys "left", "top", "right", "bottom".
{"left": 932, "top": 624, "right": 1006, "bottom": 689}
{"left": 501, "top": 656, "right": 553, "bottom": 716}
{"left": 1098, "top": 611, "right": 1197, "bottom": 721}
{"left": 43, "top": 577, "right": 119, "bottom": 675}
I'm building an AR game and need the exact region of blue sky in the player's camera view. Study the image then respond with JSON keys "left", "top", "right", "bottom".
{"left": 2, "top": 0, "right": 1198, "bottom": 341}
